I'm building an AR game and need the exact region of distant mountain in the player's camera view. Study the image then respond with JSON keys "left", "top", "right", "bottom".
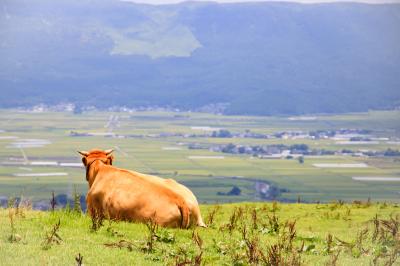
{"left": 1, "top": 0, "right": 399, "bottom": 115}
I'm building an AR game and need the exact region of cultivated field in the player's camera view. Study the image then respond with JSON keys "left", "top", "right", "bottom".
{"left": 0, "top": 109, "right": 399, "bottom": 204}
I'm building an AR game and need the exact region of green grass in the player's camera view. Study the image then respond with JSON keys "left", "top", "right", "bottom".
{"left": 1, "top": 202, "right": 399, "bottom": 265}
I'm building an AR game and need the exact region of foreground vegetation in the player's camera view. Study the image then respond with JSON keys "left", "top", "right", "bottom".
{"left": 1, "top": 201, "right": 399, "bottom": 265}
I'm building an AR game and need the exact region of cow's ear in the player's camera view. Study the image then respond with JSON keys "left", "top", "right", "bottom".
{"left": 78, "top": 151, "right": 89, "bottom": 157}
{"left": 82, "top": 157, "right": 87, "bottom": 166}
{"left": 106, "top": 154, "right": 114, "bottom": 165}
{"left": 105, "top": 149, "right": 114, "bottom": 155}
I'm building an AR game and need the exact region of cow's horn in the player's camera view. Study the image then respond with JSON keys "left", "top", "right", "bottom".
{"left": 78, "top": 150, "right": 89, "bottom": 156}
{"left": 105, "top": 149, "right": 114, "bottom": 155}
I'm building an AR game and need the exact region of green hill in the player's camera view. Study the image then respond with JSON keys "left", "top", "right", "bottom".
{"left": 1, "top": 0, "right": 400, "bottom": 115}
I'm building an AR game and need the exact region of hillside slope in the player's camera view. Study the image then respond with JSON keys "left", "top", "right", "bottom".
{"left": 1, "top": 202, "right": 399, "bottom": 265}
{"left": 1, "top": 0, "right": 400, "bottom": 115}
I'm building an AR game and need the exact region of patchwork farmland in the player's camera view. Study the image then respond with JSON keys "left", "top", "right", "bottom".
{"left": 0, "top": 109, "right": 399, "bottom": 205}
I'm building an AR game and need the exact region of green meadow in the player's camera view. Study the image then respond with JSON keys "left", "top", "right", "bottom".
{"left": 1, "top": 202, "right": 399, "bottom": 265}
{"left": 0, "top": 109, "right": 399, "bottom": 203}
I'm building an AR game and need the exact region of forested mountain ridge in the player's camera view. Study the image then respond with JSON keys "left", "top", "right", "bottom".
{"left": 1, "top": 0, "right": 399, "bottom": 115}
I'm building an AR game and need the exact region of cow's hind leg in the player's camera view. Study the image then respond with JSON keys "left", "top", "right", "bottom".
{"left": 87, "top": 197, "right": 105, "bottom": 230}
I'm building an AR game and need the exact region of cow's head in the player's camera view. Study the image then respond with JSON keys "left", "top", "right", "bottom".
{"left": 78, "top": 149, "right": 114, "bottom": 167}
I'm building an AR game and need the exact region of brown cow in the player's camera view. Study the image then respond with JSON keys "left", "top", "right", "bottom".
{"left": 78, "top": 149, "right": 206, "bottom": 228}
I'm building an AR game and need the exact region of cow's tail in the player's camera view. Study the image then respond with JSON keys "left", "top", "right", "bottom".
{"left": 193, "top": 206, "right": 207, "bottom": 228}
{"left": 178, "top": 202, "right": 191, "bottom": 229}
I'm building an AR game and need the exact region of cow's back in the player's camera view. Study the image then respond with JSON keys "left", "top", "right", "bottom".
{"left": 126, "top": 171, "right": 205, "bottom": 227}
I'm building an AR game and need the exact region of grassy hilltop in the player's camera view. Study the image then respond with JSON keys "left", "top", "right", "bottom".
{"left": 1, "top": 202, "right": 399, "bottom": 265}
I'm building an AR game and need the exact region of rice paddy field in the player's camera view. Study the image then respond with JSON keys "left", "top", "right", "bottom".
{"left": 0, "top": 109, "right": 399, "bottom": 204}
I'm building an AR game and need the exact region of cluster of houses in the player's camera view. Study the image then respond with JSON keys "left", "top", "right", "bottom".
{"left": 70, "top": 128, "right": 374, "bottom": 140}
{"left": 188, "top": 142, "right": 330, "bottom": 158}
{"left": 69, "top": 126, "right": 399, "bottom": 159}
{"left": 188, "top": 142, "right": 399, "bottom": 159}
{"left": 18, "top": 103, "right": 184, "bottom": 113}
{"left": 211, "top": 128, "right": 375, "bottom": 140}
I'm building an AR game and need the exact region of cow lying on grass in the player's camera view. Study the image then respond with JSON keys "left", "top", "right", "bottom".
{"left": 78, "top": 149, "right": 206, "bottom": 228}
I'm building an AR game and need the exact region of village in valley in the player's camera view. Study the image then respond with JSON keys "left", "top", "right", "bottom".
{"left": 1, "top": 108, "right": 399, "bottom": 208}
{"left": 70, "top": 121, "right": 400, "bottom": 159}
